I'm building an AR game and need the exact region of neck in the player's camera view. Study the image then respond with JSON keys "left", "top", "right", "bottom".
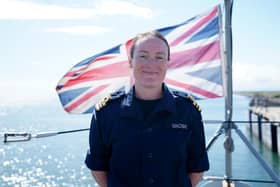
{"left": 134, "top": 84, "right": 162, "bottom": 100}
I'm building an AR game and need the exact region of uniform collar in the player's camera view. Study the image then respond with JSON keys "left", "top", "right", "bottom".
{"left": 120, "top": 83, "right": 176, "bottom": 119}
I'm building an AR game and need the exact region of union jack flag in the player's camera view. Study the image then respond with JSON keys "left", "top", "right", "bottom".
{"left": 56, "top": 5, "right": 224, "bottom": 114}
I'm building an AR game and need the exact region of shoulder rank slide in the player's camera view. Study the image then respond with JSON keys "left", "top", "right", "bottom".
{"left": 187, "top": 95, "right": 201, "bottom": 112}
{"left": 95, "top": 95, "right": 111, "bottom": 111}
{"left": 95, "top": 90, "right": 125, "bottom": 111}
{"left": 173, "top": 90, "right": 201, "bottom": 112}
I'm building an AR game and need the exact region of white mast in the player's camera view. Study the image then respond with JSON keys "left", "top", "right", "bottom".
{"left": 224, "top": 0, "right": 234, "bottom": 180}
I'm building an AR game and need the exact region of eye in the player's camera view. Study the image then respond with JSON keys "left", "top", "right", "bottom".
{"left": 139, "top": 54, "right": 148, "bottom": 60}
{"left": 155, "top": 56, "right": 165, "bottom": 62}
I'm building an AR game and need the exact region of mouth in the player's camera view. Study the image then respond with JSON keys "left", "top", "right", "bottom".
{"left": 142, "top": 70, "right": 158, "bottom": 76}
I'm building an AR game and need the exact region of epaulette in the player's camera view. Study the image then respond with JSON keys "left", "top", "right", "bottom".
{"left": 172, "top": 91, "right": 201, "bottom": 112}
{"left": 95, "top": 90, "right": 125, "bottom": 111}
{"left": 187, "top": 95, "right": 201, "bottom": 112}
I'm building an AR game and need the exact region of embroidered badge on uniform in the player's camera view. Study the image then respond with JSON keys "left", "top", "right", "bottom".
{"left": 172, "top": 123, "right": 188, "bottom": 129}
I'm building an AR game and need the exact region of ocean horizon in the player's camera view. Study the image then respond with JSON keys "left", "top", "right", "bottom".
{"left": 0, "top": 95, "right": 279, "bottom": 187}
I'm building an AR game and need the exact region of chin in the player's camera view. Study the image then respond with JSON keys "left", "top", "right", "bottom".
{"left": 142, "top": 84, "right": 158, "bottom": 89}
{"left": 140, "top": 80, "right": 162, "bottom": 88}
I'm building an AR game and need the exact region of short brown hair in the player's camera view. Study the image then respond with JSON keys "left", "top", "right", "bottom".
{"left": 130, "top": 31, "right": 170, "bottom": 61}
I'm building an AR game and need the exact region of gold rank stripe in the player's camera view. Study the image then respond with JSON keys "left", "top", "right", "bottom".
{"left": 95, "top": 95, "right": 111, "bottom": 111}
{"left": 187, "top": 95, "right": 201, "bottom": 112}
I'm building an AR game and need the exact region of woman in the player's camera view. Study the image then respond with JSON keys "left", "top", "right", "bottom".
{"left": 85, "top": 31, "right": 209, "bottom": 187}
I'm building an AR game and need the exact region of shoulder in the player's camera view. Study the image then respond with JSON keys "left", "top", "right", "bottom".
{"left": 172, "top": 90, "right": 201, "bottom": 112}
{"left": 95, "top": 90, "right": 126, "bottom": 112}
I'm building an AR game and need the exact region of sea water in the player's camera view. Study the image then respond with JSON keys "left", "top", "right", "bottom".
{"left": 0, "top": 95, "right": 279, "bottom": 187}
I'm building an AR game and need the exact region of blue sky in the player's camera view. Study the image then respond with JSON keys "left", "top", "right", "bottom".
{"left": 0, "top": 0, "right": 279, "bottom": 105}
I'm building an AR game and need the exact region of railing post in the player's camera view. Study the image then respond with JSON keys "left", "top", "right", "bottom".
{"left": 257, "top": 115, "right": 262, "bottom": 142}
{"left": 249, "top": 110, "right": 252, "bottom": 134}
{"left": 270, "top": 123, "right": 278, "bottom": 153}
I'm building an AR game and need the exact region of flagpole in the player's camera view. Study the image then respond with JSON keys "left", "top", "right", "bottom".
{"left": 224, "top": 0, "right": 234, "bottom": 183}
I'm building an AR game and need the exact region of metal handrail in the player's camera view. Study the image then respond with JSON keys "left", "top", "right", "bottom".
{"left": 2, "top": 128, "right": 89, "bottom": 143}
{"left": 1, "top": 121, "right": 279, "bottom": 186}
{"left": 203, "top": 176, "right": 275, "bottom": 184}
{"left": 205, "top": 121, "right": 280, "bottom": 186}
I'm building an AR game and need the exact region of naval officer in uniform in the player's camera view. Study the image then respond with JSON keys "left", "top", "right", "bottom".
{"left": 85, "top": 31, "right": 209, "bottom": 187}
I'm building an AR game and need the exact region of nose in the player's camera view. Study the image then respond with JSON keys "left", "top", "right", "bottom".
{"left": 146, "top": 57, "right": 158, "bottom": 63}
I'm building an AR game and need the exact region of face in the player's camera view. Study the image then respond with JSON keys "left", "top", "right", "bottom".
{"left": 130, "top": 36, "right": 168, "bottom": 89}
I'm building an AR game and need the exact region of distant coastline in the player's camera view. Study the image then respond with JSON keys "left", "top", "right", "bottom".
{"left": 235, "top": 91, "right": 280, "bottom": 98}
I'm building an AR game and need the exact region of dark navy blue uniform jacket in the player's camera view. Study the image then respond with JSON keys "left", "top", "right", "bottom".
{"left": 85, "top": 84, "right": 209, "bottom": 187}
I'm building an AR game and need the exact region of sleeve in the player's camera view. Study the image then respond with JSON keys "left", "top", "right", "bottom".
{"left": 85, "top": 110, "right": 111, "bottom": 171}
{"left": 187, "top": 108, "right": 210, "bottom": 173}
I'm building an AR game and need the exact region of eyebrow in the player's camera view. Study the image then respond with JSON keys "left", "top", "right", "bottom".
{"left": 138, "top": 50, "right": 148, "bottom": 54}
{"left": 138, "top": 50, "right": 166, "bottom": 55}
{"left": 155, "top": 52, "right": 166, "bottom": 55}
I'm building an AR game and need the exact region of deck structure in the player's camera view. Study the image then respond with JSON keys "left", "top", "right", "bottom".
{"left": 248, "top": 96, "right": 280, "bottom": 155}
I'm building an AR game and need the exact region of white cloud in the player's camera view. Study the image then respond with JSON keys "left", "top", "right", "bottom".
{"left": 94, "top": 0, "right": 156, "bottom": 19}
{"left": 233, "top": 62, "right": 280, "bottom": 91}
{"left": 0, "top": 0, "right": 95, "bottom": 19}
{"left": 0, "top": 0, "right": 155, "bottom": 20}
{"left": 45, "top": 26, "right": 111, "bottom": 35}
